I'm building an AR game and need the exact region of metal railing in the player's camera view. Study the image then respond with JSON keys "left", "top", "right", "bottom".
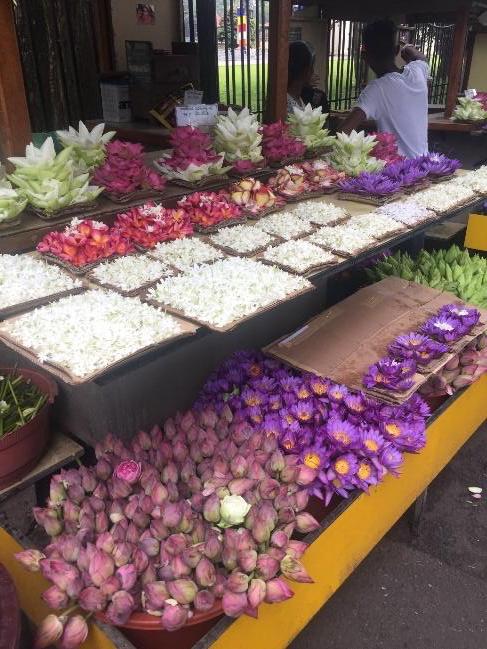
{"left": 326, "top": 20, "right": 367, "bottom": 111}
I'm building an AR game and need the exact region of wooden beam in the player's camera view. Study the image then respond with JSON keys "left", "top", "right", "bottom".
{"left": 0, "top": 0, "right": 31, "bottom": 160}
{"left": 265, "top": 0, "right": 292, "bottom": 122}
{"left": 444, "top": 5, "right": 470, "bottom": 118}
{"left": 196, "top": 0, "right": 219, "bottom": 104}
{"left": 462, "top": 30, "right": 476, "bottom": 92}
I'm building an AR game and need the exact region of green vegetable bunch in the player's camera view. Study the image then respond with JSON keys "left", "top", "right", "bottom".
{"left": 0, "top": 371, "right": 47, "bottom": 438}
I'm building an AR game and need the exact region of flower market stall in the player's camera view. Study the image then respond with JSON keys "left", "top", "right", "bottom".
{"left": 0, "top": 111, "right": 487, "bottom": 649}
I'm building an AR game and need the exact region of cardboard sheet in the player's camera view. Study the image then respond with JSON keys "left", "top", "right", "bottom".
{"left": 265, "top": 277, "right": 487, "bottom": 403}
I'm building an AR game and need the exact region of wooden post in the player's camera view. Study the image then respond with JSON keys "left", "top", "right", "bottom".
{"left": 444, "top": 5, "right": 469, "bottom": 118}
{"left": 265, "top": 0, "right": 292, "bottom": 122}
{"left": 462, "top": 29, "right": 476, "bottom": 92}
{"left": 0, "top": 0, "right": 31, "bottom": 159}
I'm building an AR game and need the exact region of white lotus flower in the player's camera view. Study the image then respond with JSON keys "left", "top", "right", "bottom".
{"left": 155, "top": 156, "right": 228, "bottom": 183}
{"left": 288, "top": 103, "right": 335, "bottom": 149}
{"left": 56, "top": 121, "right": 115, "bottom": 171}
{"left": 8, "top": 138, "right": 57, "bottom": 168}
{"left": 218, "top": 495, "right": 251, "bottom": 528}
{"left": 330, "top": 130, "right": 384, "bottom": 176}
{"left": 452, "top": 97, "right": 487, "bottom": 123}
{"left": 214, "top": 107, "right": 263, "bottom": 164}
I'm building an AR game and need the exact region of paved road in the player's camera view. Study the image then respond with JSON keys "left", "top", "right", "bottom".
{"left": 291, "top": 422, "right": 487, "bottom": 649}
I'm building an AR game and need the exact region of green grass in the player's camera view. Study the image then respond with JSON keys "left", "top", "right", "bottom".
{"left": 218, "top": 63, "right": 268, "bottom": 112}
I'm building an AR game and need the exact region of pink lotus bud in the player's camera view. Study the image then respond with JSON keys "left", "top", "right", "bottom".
{"left": 139, "top": 494, "right": 154, "bottom": 515}
{"left": 171, "top": 554, "right": 192, "bottom": 578}
{"left": 268, "top": 547, "right": 286, "bottom": 561}
{"left": 100, "top": 575, "right": 120, "bottom": 598}
{"left": 165, "top": 533, "right": 187, "bottom": 556}
{"left": 190, "top": 493, "right": 204, "bottom": 513}
{"left": 111, "top": 519, "right": 129, "bottom": 541}
{"left": 297, "top": 465, "right": 317, "bottom": 486}
{"left": 161, "top": 602, "right": 188, "bottom": 631}
{"left": 162, "top": 462, "right": 178, "bottom": 484}
{"left": 187, "top": 475, "right": 203, "bottom": 495}
{"left": 265, "top": 577, "right": 294, "bottom": 603}
{"left": 259, "top": 478, "right": 281, "bottom": 500}
{"left": 34, "top": 614, "right": 64, "bottom": 649}
{"left": 173, "top": 440, "right": 189, "bottom": 463}
{"left": 255, "top": 450, "right": 270, "bottom": 466}
{"left": 230, "top": 455, "right": 248, "bottom": 478}
{"left": 150, "top": 424, "right": 163, "bottom": 446}
{"left": 80, "top": 467, "right": 97, "bottom": 494}
{"left": 180, "top": 410, "right": 195, "bottom": 432}
{"left": 60, "top": 538, "right": 81, "bottom": 563}
{"left": 222, "top": 546, "right": 238, "bottom": 571}
{"left": 229, "top": 478, "right": 255, "bottom": 496}
{"left": 106, "top": 590, "right": 135, "bottom": 625}
{"left": 204, "top": 534, "right": 222, "bottom": 561}
{"left": 269, "top": 450, "right": 285, "bottom": 473}
{"left": 162, "top": 502, "right": 183, "bottom": 528}
{"left": 248, "top": 461, "right": 266, "bottom": 481}
{"left": 280, "top": 555, "right": 314, "bottom": 583}
{"left": 195, "top": 556, "right": 216, "bottom": 587}
{"left": 95, "top": 532, "right": 114, "bottom": 555}
{"left": 33, "top": 507, "right": 63, "bottom": 537}
{"left": 263, "top": 435, "right": 278, "bottom": 453}
{"left": 286, "top": 540, "right": 308, "bottom": 559}
{"left": 88, "top": 550, "right": 114, "bottom": 587}
{"left": 133, "top": 509, "right": 150, "bottom": 530}
{"left": 144, "top": 581, "right": 169, "bottom": 610}
{"left": 125, "top": 522, "right": 139, "bottom": 544}
{"left": 89, "top": 496, "right": 104, "bottom": 513}
{"left": 63, "top": 500, "right": 80, "bottom": 523}
{"left": 141, "top": 562, "right": 157, "bottom": 587}
{"left": 238, "top": 549, "right": 258, "bottom": 573}
{"left": 216, "top": 486, "right": 230, "bottom": 499}
{"left": 150, "top": 519, "right": 169, "bottom": 541}
{"left": 79, "top": 586, "right": 107, "bottom": 612}
{"left": 203, "top": 494, "right": 221, "bottom": 523}
{"left": 93, "top": 481, "right": 108, "bottom": 500}
{"left": 135, "top": 429, "right": 152, "bottom": 451}
{"left": 190, "top": 443, "right": 204, "bottom": 464}
{"left": 115, "top": 564, "right": 137, "bottom": 591}
{"left": 191, "top": 519, "right": 206, "bottom": 544}
{"left": 278, "top": 506, "right": 296, "bottom": 524}
{"left": 59, "top": 614, "right": 88, "bottom": 649}
{"left": 248, "top": 578, "right": 266, "bottom": 609}
{"left": 180, "top": 459, "right": 196, "bottom": 484}
{"left": 15, "top": 549, "right": 45, "bottom": 572}
{"left": 67, "top": 574, "right": 84, "bottom": 600}
{"left": 274, "top": 491, "right": 292, "bottom": 510}
{"left": 95, "top": 511, "right": 109, "bottom": 534}
{"left": 167, "top": 578, "right": 198, "bottom": 604}
{"left": 270, "top": 530, "right": 288, "bottom": 549}
{"left": 139, "top": 537, "right": 160, "bottom": 557}
{"left": 199, "top": 408, "right": 219, "bottom": 428}
{"left": 222, "top": 591, "right": 248, "bottom": 617}
{"left": 110, "top": 477, "right": 132, "bottom": 499}
{"left": 67, "top": 483, "right": 84, "bottom": 504}
{"left": 108, "top": 501, "right": 123, "bottom": 525}
{"left": 49, "top": 477, "right": 66, "bottom": 505}
{"left": 95, "top": 458, "right": 112, "bottom": 481}
{"left": 133, "top": 548, "right": 149, "bottom": 574}
{"left": 112, "top": 542, "right": 132, "bottom": 567}
{"left": 295, "top": 512, "right": 320, "bottom": 533}
{"left": 41, "top": 584, "right": 68, "bottom": 609}
{"left": 194, "top": 589, "right": 215, "bottom": 611}
{"left": 280, "top": 466, "right": 299, "bottom": 483}
{"left": 151, "top": 482, "right": 168, "bottom": 506}
{"left": 256, "top": 554, "right": 279, "bottom": 581}
{"left": 227, "top": 571, "right": 250, "bottom": 593}
{"left": 181, "top": 546, "right": 202, "bottom": 569}
{"left": 40, "top": 559, "right": 79, "bottom": 592}
{"left": 294, "top": 490, "right": 310, "bottom": 511}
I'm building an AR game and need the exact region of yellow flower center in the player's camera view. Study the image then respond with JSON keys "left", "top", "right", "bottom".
{"left": 265, "top": 428, "right": 278, "bottom": 438}
{"left": 298, "top": 411, "right": 312, "bottom": 422}
{"left": 270, "top": 401, "right": 280, "bottom": 410}
{"left": 245, "top": 396, "right": 261, "bottom": 407}
{"left": 419, "top": 351, "right": 429, "bottom": 358}
{"left": 297, "top": 388, "right": 310, "bottom": 399}
{"left": 283, "top": 439, "right": 295, "bottom": 450}
{"left": 251, "top": 414, "right": 262, "bottom": 424}
{"left": 364, "top": 439, "right": 379, "bottom": 452}
{"left": 249, "top": 364, "right": 261, "bottom": 377}
{"left": 358, "top": 462, "right": 371, "bottom": 480}
{"left": 333, "top": 431, "right": 350, "bottom": 445}
{"left": 304, "top": 452, "right": 321, "bottom": 469}
{"left": 350, "top": 403, "right": 364, "bottom": 412}
{"left": 331, "top": 390, "right": 343, "bottom": 400}
{"left": 285, "top": 415, "right": 294, "bottom": 424}
{"left": 375, "top": 373, "right": 384, "bottom": 383}
{"left": 312, "top": 383, "right": 327, "bottom": 395}
{"left": 409, "top": 337, "right": 422, "bottom": 346}
{"left": 385, "top": 423, "right": 401, "bottom": 437}
{"left": 335, "top": 459, "right": 350, "bottom": 475}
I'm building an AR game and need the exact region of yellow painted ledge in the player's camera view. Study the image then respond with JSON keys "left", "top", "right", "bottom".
{"left": 212, "top": 374, "right": 487, "bottom": 649}
{"left": 464, "top": 213, "right": 487, "bottom": 252}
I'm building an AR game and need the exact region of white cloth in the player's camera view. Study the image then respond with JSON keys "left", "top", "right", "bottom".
{"left": 356, "top": 60, "right": 430, "bottom": 158}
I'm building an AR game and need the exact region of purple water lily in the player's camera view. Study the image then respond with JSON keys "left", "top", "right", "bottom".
{"left": 338, "top": 171, "right": 402, "bottom": 197}
{"left": 383, "top": 158, "right": 429, "bottom": 187}
{"left": 420, "top": 315, "right": 467, "bottom": 343}
{"left": 363, "top": 357, "right": 417, "bottom": 392}
{"left": 418, "top": 153, "right": 460, "bottom": 178}
{"left": 388, "top": 332, "right": 448, "bottom": 364}
{"left": 438, "top": 304, "right": 480, "bottom": 329}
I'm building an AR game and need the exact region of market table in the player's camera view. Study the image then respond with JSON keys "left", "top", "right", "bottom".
{"left": 0, "top": 193, "right": 483, "bottom": 445}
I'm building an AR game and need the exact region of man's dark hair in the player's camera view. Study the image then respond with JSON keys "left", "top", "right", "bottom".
{"left": 362, "top": 19, "right": 397, "bottom": 60}
{"left": 288, "top": 41, "right": 315, "bottom": 83}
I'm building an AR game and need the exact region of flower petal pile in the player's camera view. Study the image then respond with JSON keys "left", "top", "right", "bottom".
{"left": 37, "top": 218, "right": 134, "bottom": 267}
{"left": 0, "top": 291, "right": 184, "bottom": 380}
{"left": 262, "top": 240, "right": 338, "bottom": 274}
{"left": 90, "top": 255, "right": 173, "bottom": 293}
{"left": 298, "top": 160, "right": 345, "bottom": 189}
{"left": 255, "top": 211, "right": 315, "bottom": 240}
{"left": 307, "top": 225, "right": 377, "bottom": 256}
{"left": 177, "top": 191, "right": 244, "bottom": 230}
{"left": 229, "top": 178, "right": 281, "bottom": 215}
{"left": 346, "top": 213, "right": 406, "bottom": 239}
{"left": 148, "top": 238, "right": 223, "bottom": 272}
{"left": 261, "top": 121, "right": 306, "bottom": 163}
{"left": 93, "top": 141, "right": 166, "bottom": 196}
{"left": 370, "top": 132, "right": 402, "bottom": 164}
{"left": 268, "top": 166, "right": 311, "bottom": 198}
{"left": 0, "top": 254, "right": 82, "bottom": 310}
{"left": 147, "top": 258, "right": 311, "bottom": 329}
{"left": 209, "top": 225, "right": 275, "bottom": 255}
{"left": 376, "top": 200, "right": 435, "bottom": 226}
{"left": 412, "top": 181, "right": 476, "bottom": 212}
{"left": 113, "top": 202, "right": 193, "bottom": 249}
{"left": 292, "top": 201, "right": 350, "bottom": 227}
{"left": 156, "top": 127, "right": 228, "bottom": 183}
